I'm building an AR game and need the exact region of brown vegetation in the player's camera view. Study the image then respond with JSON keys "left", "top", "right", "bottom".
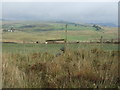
{"left": 2, "top": 48, "right": 119, "bottom": 88}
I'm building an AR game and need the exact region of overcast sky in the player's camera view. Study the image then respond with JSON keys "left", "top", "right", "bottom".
{"left": 1, "top": 2, "right": 118, "bottom": 25}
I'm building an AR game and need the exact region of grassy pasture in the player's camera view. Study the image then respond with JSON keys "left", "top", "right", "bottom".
{"left": 2, "top": 21, "right": 118, "bottom": 42}
{"left": 2, "top": 43, "right": 119, "bottom": 54}
{"left": 2, "top": 29, "right": 117, "bottom": 42}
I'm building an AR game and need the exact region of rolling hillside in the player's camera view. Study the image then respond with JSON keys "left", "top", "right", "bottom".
{"left": 2, "top": 21, "right": 118, "bottom": 43}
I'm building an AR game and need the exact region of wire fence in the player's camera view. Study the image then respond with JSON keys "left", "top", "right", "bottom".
{"left": 2, "top": 24, "right": 119, "bottom": 55}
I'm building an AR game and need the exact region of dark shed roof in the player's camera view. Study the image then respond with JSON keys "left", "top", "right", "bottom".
{"left": 46, "top": 39, "right": 65, "bottom": 42}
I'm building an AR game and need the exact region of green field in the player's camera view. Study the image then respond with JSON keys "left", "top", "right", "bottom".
{"left": 2, "top": 21, "right": 118, "bottom": 42}
{"left": 2, "top": 43, "right": 119, "bottom": 55}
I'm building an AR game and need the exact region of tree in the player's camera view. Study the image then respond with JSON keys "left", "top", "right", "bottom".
{"left": 92, "top": 24, "right": 101, "bottom": 31}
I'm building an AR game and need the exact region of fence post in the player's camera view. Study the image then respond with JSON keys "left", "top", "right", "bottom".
{"left": 111, "top": 39, "right": 113, "bottom": 43}
{"left": 65, "top": 24, "right": 68, "bottom": 51}
{"left": 100, "top": 36, "right": 103, "bottom": 44}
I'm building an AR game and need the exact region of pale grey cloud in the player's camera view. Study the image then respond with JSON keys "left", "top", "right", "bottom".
{"left": 2, "top": 2, "right": 118, "bottom": 25}
{"left": 2, "top": 0, "right": 119, "bottom": 2}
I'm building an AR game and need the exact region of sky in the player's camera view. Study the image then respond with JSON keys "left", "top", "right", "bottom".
{"left": 1, "top": 0, "right": 119, "bottom": 2}
{"left": 1, "top": 1, "right": 118, "bottom": 25}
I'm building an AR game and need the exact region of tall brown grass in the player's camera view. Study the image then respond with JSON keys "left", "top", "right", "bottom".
{"left": 2, "top": 48, "right": 119, "bottom": 88}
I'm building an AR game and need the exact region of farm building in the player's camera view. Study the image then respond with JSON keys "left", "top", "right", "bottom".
{"left": 45, "top": 39, "right": 65, "bottom": 44}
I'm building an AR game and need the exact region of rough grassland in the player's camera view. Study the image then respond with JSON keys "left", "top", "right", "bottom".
{"left": 2, "top": 47, "right": 119, "bottom": 88}
{"left": 2, "top": 21, "right": 119, "bottom": 88}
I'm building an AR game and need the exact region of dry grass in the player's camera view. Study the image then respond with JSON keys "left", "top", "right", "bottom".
{"left": 2, "top": 48, "right": 119, "bottom": 88}
{"left": 2, "top": 53, "right": 27, "bottom": 88}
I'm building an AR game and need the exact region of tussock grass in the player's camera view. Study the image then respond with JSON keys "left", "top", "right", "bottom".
{"left": 2, "top": 53, "right": 27, "bottom": 88}
{"left": 2, "top": 48, "right": 119, "bottom": 88}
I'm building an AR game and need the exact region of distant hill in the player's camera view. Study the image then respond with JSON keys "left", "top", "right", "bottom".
{"left": 1, "top": 17, "right": 117, "bottom": 27}
{"left": 89, "top": 23, "right": 117, "bottom": 27}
